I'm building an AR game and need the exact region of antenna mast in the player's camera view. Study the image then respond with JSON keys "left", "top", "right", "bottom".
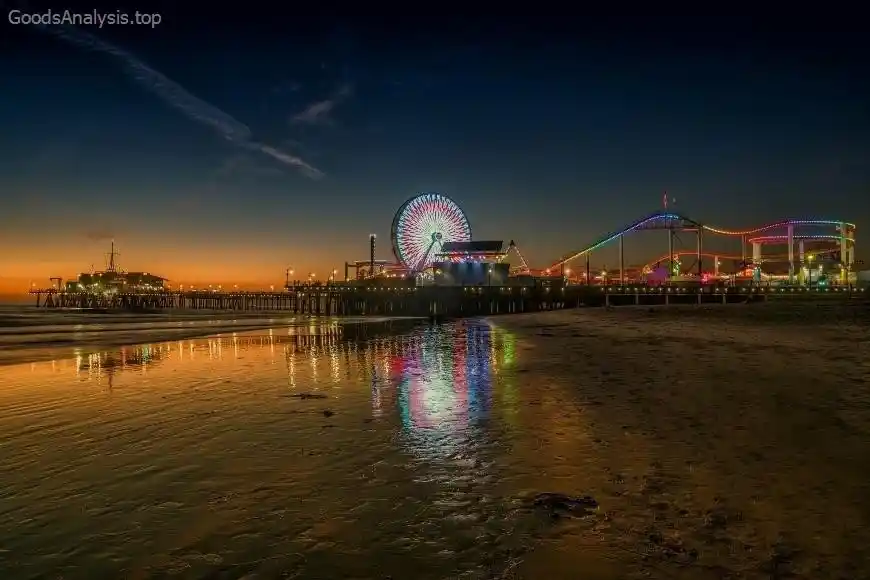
{"left": 106, "top": 240, "right": 121, "bottom": 273}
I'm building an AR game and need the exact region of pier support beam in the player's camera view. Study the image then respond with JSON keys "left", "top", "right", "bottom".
{"left": 847, "top": 225, "right": 856, "bottom": 269}
{"left": 799, "top": 241, "right": 806, "bottom": 284}
{"left": 585, "top": 253, "right": 590, "bottom": 285}
{"left": 618, "top": 234, "right": 625, "bottom": 284}
{"left": 787, "top": 223, "right": 795, "bottom": 284}
{"left": 752, "top": 242, "right": 762, "bottom": 266}
{"left": 741, "top": 235, "right": 747, "bottom": 266}
{"left": 667, "top": 227, "right": 675, "bottom": 279}
{"left": 696, "top": 227, "right": 703, "bottom": 279}
{"left": 840, "top": 221, "right": 849, "bottom": 283}
{"left": 713, "top": 255, "right": 720, "bottom": 277}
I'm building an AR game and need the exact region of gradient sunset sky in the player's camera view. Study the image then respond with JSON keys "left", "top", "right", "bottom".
{"left": 2, "top": 3, "right": 868, "bottom": 291}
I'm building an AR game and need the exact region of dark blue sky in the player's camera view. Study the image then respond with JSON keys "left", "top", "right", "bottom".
{"left": 2, "top": 3, "right": 868, "bottom": 286}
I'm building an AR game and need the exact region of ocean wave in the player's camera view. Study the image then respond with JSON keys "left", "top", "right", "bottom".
{"left": 0, "top": 306, "right": 423, "bottom": 366}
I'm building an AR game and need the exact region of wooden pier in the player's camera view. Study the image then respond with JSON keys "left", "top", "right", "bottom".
{"left": 28, "top": 284, "right": 864, "bottom": 316}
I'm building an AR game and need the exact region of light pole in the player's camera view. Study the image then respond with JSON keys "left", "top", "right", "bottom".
{"left": 807, "top": 254, "right": 815, "bottom": 286}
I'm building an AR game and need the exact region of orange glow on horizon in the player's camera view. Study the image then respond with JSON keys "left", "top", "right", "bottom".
{"left": 0, "top": 238, "right": 360, "bottom": 293}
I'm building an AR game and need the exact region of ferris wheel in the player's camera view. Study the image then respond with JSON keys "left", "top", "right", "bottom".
{"left": 391, "top": 192, "right": 472, "bottom": 271}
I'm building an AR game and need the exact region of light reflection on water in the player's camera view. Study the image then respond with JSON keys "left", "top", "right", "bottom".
{"left": 0, "top": 319, "right": 573, "bottom": 580}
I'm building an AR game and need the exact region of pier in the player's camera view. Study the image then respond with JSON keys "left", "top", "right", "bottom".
{"left": 28, "top": 284, "right": 864, "bottom": 316}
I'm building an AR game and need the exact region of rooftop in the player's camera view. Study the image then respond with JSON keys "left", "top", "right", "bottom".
{"left": 439, "top": 240, "right": 505, "bottom": 254}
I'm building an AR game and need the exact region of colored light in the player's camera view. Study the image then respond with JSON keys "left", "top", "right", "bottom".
{"left": 551, "top": 211, "right": 856, "bottom": 269}
{"left": 747, "top": 234, "right": 842, "bottom": 243}
{"left": 391, "top": 192, "right": 472, "bottom": 270}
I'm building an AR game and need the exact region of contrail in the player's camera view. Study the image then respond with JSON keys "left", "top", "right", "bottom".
{"left": 37, "top": 24, "right": 323, "bottom": 178}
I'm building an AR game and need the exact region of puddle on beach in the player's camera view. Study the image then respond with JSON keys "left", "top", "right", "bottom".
{"left": 0, "top": 306, "right": 868, "bottom": 579}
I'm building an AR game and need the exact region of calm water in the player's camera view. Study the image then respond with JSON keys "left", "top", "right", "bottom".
{"left": 0, "top": 319, "right": 615, "bottom": 579}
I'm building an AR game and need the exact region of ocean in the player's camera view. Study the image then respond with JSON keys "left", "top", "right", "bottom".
{"left": 0, "top": 305, "right": 415, "bottom": 366}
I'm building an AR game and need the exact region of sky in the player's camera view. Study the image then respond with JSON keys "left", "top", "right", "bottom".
{"left": 1, "top": 3, "right": 868, "bottom": 292}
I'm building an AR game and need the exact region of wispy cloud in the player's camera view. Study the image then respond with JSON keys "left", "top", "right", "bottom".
{"left": 217, "top": 153, "right": 285, "bottom": 179}
{"left": 35, "top": 24, "right": 324, "bottom": 179}
{"left": 291, "top": 84, "right": 353, "bottom": 126}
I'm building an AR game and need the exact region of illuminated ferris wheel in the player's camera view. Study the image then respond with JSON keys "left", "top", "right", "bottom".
{"left": 391, "top": 192, "right": 472, "bottom": 271}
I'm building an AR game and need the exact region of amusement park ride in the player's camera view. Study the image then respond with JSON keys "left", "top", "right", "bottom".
{"left": 343, "top": 192, "right": 858, "bottom": 287}
{"left": 28, "top": 191, "right": 862, "bottom": 314}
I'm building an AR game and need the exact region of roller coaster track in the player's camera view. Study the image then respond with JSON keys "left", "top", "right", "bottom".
{"left": 746, "top": 234, "right": 843, "bottom": 244}
{"left": 640, "top": 248, "right": 841, "bottom": 272}
{"left": 549, "top": 211, "right": 856, "bottom": 270}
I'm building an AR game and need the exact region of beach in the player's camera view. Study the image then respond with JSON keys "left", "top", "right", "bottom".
{"left": 0, "top": 302, "right": 867, "bottom": 579}
{"left": 497, "top": 302, "right": 870, "bottom": 579}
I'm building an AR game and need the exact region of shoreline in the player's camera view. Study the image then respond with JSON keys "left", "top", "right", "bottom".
{"left": 0, "top": 315, "right": 426, "bottom": 368}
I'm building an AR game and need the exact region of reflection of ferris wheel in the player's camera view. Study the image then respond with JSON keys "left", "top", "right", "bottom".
{"left": 391, "top": 192, "right": 472, "bottom": 271}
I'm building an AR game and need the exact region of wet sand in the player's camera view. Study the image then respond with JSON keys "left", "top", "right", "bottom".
{"left": 0, "top": 303, "right": 867, "bottom": 579}
{"left": 496, "top": 302, "right": 870, "bottom": 579}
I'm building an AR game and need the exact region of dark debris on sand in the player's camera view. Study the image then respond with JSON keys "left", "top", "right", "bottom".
{"left": 530, "top": 492, "right": 599, "bottom": 519}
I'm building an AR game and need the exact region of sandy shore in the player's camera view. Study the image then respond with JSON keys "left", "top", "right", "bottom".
{"left": 493, "top": 302, "right": 870, "bottom": 579}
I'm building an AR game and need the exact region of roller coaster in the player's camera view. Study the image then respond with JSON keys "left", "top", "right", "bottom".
{"left": 542, "top": 211, "right": 857, "bottom": 285}
{"left": 340, "top": 195, "right": 857, "bottom": 287}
